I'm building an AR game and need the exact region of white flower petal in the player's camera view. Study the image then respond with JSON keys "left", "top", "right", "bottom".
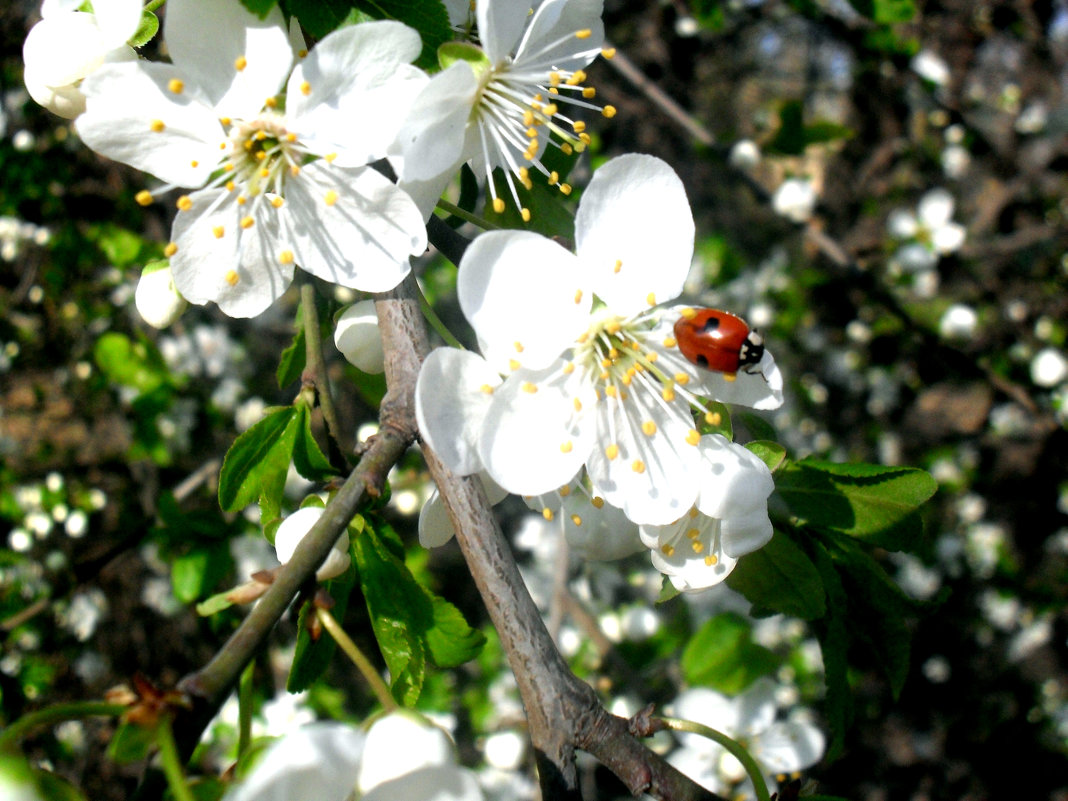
{"left": 734, "top": 677, "right": 778, "bottom": 736}
{"left": 932, "top": 221, "right": 965, "bottom": 254}
{"left": 753, "top": 721, "right": 825, "bottom": 773}
{"left": 688, "top": 348, "right": 784, "bottom": 410}
{"left": 93, "top": 0, "right": 143, "bottom": 48}
{"left": 418, "top": 476, "right": 507, "bottom": 549}
{"left": 416, "top": 348, "right": 501, "bottom": 476}
{"left": 287, "top": 22, "right": 426, "bottom": 163}
{"left": 478, "top": 0, "right": 533, "bottom": 65}
{"left": 575, "top": 154, "right": 694, "bottom": 316}
{"left": 585, "top": 397, "right": 702, "bottom": 526}
{"left": 672, "top": 688, "right": 740, "bottom": 748}
{"left": 458, "top": 231, "right": 589, "bottom": 372}
{"left": 78, "top": 62, "right": 223, "bottom": 186}
{"left": 479, "top": 366, "right": 590, "bottom": 496}
{"left": 693, "top": 435, "right": 774, "bottom": 520}
{"left": 559, "top": 491, "right": 643, "bottom": 560}
{"left": 357, "top": 712, "right": 456, "bottom": 793}
{"left": 169, "top": 188, "right": 295, "bottom": 317}
{"left": 392, "top": 62, "right": 479, "bottom": 182}
{"left": 135, "top": 265, "right": 187, "bottom": 329}
{"left": 917, "top": 188, "right": 955, "bottom": 228}
{"left": 720, "top": 507, "right": 774, "bottom": 559}
{"left": 283, "top": 162, "right": 423, "bottom": 292}
{"left": 222, "top": 723, "right": 365, "bottom": 801}
{"left": 520, "top": 0, "right": 606, "bottom": 72}
{"left": 334, "top": 300, "right": 384, "bottom": 374}
{"left": 361, "top": 766, "right": 484, "bottom": 801}
{"left": 893, "top": 241, "right": 937, "bottom": 272}
{"left": 886, "top": 208, "right": 918, "bottom": 239}
{"left": 164, "top": 0, "right": 291, "bottom": 117}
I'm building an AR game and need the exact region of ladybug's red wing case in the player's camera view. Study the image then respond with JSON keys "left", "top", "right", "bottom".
{"left": 674, "top": 308, "right": 762, "bottom": 374}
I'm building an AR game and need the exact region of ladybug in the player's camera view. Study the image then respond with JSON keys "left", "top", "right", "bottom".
{"left": 673, "top": 308, "right": 764, "bottom": 375}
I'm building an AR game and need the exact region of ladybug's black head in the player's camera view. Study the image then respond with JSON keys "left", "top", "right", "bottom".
{"left": 738, "top": 331, "right": 765, "bottom": 368}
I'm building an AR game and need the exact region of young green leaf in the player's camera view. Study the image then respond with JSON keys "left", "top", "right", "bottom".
{"left": 218, "top": 406, "right": 299, "bottom": 517}
{"left": 776, "top": 460, "right": 937, "bottom": 551}
{"left": 725, "top": 531, "right": 826, "bottom": 620}
{"left": 292, "top": 404, "right": 340, "bottom": 482}
{"left": 681, "top": 612, "right": 780, "bottom": 694}
{"left": 287, "top": 555, "right": 358, "bottom": 693}
{"left": 276, "top": 324, "right": 306, "bottom": 390}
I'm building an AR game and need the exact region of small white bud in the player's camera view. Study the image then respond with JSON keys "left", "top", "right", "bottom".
{"left": 273, "top": 506, "right": 350, "bottom": 581}
{"left": 135, "top": 263, "right": 187, "bottom": 328}
{"left": 334, "top": 299, "right": 385, "bottom": 373}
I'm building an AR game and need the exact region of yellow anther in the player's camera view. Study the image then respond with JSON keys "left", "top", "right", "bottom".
{"left": 135, "top": 190, "right": 153, "bottom": 206}
{"left": 661, "top": 544, "right": 675, "bottom": 556}
{"left": 521, "top": 381, "right": 538, "bottom": 394}
{"left": 601, "top": 357, "right": 613, "bottom": 369}
{"left": 579, "top": 132, "right": 592, "bottom": 145}
{"left": 259, "top": 168, "right": 270, "bottom": 178}
{"left": 609, "top": 347, "right": 619, "bottom": 359}
{"left": 686, "top": 528, "right": 700, "bottom": 539}
{"left": 290, "top": 165, "right": 301, "bottom": 176}
{"left": 686, "top": 429, "right": 700, "bottom": 446}
{"left": 298, "top": 48, "right": 307, "bottom": 58}
{"left": 523, "top": 110, "right": 535, "bottom": 126}
{"left": 605, "top": 385, "right": 618, "bottom": 398}
{"left": 549, "top": 171, "right": 560, "bottom": 186}
{"left": 603, "top": 105, "right": 617, "bottom": 118}
{"left": 605, "top": 443, "right": 620, "bottom": 460}
{"left": 190, "top": 160, "right": 199, "bottom": 167}
{"left": 225, "top": 180, "right": 236, "bottom": 192}
{"left": 680, "top": 307, "right": 697, "bottom": 319}
{"left": 225, "top": 269, "right": 239, "bottom": 286}
{"left": 559, "top": 183, "right": 572, "bottom": 195}
{"left": 543, "top": 507, "right": 554, "bottom": 521}
{"left": 582, "top": 87, "right": 596, "bottom": 98}
{"left": 642, "top": 421, "right": 657, "bottom": 436}
{"left": 234, "top": 55, "right": 248, "bottom": 71}
{"left": 521, "top": 208, "right": 531, "bottom": 222}
{"left": 568, "top": 69, "right": 587, "bottom": 85}
{"left": 723, "top": 373, "right": 737, "bottom": 382}
{"left": 663, "top": 336, "right": 677, "bottom": 348}
{"left": 574, "top": 289, "right": 583, "bottom": 304}
{"left": 706, "top": 411, "right": 722, "bottom": 426}
{"left": 692, "top": 540, "right": 704, "bottom": 553}
{"left": 168, "top": 78, "right": 184, "bottom": 94}
{"left": 575, "top": 28, "right": 592, "bottom": 39}
{"left": 150, "top": 119, "right": 165, "bottom": 133}
{"left": 571, "top": 514, "right": 583, "bottom": 526}
{"left": 324, "top": 152, "right": 337, "bottom": 162}
{"left": 493, "top": 197, "right": 506, "bottom": 214}
{"left": 560, "top": 441, "right": 573, "bottom": 453}
{"left": 255, "top": 151, "right": 267, "bottom": 161}
{"left": 323, "top": 190, "right": 338, "bottom": 206}
{"left": 646, "top": 292, "right": 656, "bottom": 306}
{"left": 674, "top": 372, "right": 690, "bottom": 384}
{"left": 662, "top": 386, "right": 676, "bottom": 402}
{"left": 480, "top": 384, "right": 495, "bottom": 394}
{"left": 592, "top": 497, "right": 605, "bottom": 509}
{"left": 508, "top": 358, "right": 521, "bottom": 371}
{"left": 560, "top": 485, "right": 571, "bottom": 496}
{"left": 164, "top": 243, "right": 178, "bottom": 257}
{"left": 279, "top": 250, "right": 295, "bottom": 264}
{"left": 236, "top": 195, "right": 247, "bottom": 205}
{"left": 514, "top": 341, "right": 525, "bottom": 353}
{"left": 265, "top": 96, "right": 277, "bottom": 108}
{"left": 705, "top": 554, "right": 719, "bottom": 566}
{"left": 526, "top": 126, "right": 538, "bottom": 139}
{"left": 647, "top": 352, "right": 658, "bottom": 363}
{"left": 561, "top": 142, "right": 573, "bottom": 156}
{"left": 285, "top": 133, "right": 297, "bottom": 143}
{"left": 212, "top": 225, "right": 225, "bottom": 239}
{"left": 564, "top": 361, "right": 576, "bottom": 374}
{"left": 573, "top": 397, "right": 582, "bottom": 412}
{"left": 573, "top": 120, "right": 587, "bottom": 133}
{"left": 689, "top": 508, "right": 700, "bottom": 518}
{"left": 271, "top": 196, "right": 284, "bottom": 208}
{"left": 605, "top": 319, "right": 622, "bottom": 335}
{"left": 300, "top": 81, "right": 311, "bottom": 95}
{"left": 601, "top": 47, "right": 617, "bottom": 58}
{"left": 240, "top": 215, "right": 254, "bottom": 229}
{"left": 613, "top": 259, "right": 622, "bottom": 274}
{"left": 220, "top": 117, "right": 232, "bottom": 126}
{"left": 549, "top": 71, "right": 562, "bottom": 86}
{"left": 544, "top": 103, "right": 558, "bottom": 116}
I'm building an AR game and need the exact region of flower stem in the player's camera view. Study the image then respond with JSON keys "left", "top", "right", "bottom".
{"left": 659, "top": 716, "right": 772, "bottom": 801}
{"left": 237, "top": 660, "right": 255, "bottom": 759}
{"left": 0, "top": 702, "right": 126, "bottom": 751}
{"left": 416, "top": 283, "right": 464, "bottom": 350}
{"left": 155, "top": 715, "right": 196, "bottom": 801}
{"left": 435, "top": 199, "right": 500, "bottom": 231}
{"left": 300, "top": 280, "right": 349, "bottom": 457}
{"left": 315, "top": 606, "right": 397, "bottom": 712}
{"left": 144, "top": 0, "right": 167, "bottom": 12}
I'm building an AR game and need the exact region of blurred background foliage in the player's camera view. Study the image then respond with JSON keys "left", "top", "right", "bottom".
{"left": 1, "top": 0, "right": 1067, "bottom": 799}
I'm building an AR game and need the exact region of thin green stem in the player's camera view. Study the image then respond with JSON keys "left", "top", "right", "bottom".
{"left": 155, "top": 715, "right": 196, "bottom": 801}
{"left": 237, "top": 661, "right": 254, "bottom": 759}
{"left": 416, "top": 284, "right": 464, "bottom": 350}
{"left": 143, "top": 0, "right": 167, "bottom": 13}
{"left": 0, "top": 702, "right": 126, "bottom": 751}
{"left": 315, "top": 607, "right": 397, "bottom": 712}
{"left": 659, "top": 717, "right": 771, "bottom": 801}
{"left": 300, "top": 280, "right": 349, "bottom": 456}
{"left": 435, "top": 199, "right": 500, "bottom": 231}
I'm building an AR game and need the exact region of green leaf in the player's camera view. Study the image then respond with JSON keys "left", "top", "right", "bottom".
{"left": 196, "top": 589, "right": 236, "bottom": 617}
{"left": 107, "top": 721, "right": 155, "bottom": 764}
{"left": 276, "top": 323, "right": 305, "bottom": 390}
{"left": 657, "top": 576, "right": 681, "bottom": 604}
{"left": 354, "top": 518, "right": 484, "bottom": 704}
{"left": 218, "top": 406, "right": 299, "bottom": 517}
{"left": 776, "top": 460, "right": 937, "bottom": 551}
{"left": 681, "top": 612, "right": 780, "bottom": 693}
{"left": 129, "top": 10, "right": 160, "bottom": 47}
{"left": 354, "top": 0, "right": 452, "bottom": 71}
{"left": 746, "top": 440, "right": 787, "bottom": 473}
{"left": 171, "top": 542, "right": 233, "bottom": 604}
{"left": 725, "top": 530, "right": 826, "bottom": 620}
{"left": 93, "top": 332, "right": 171, "bottom": 394}
{"left": 289, "top": 0, "right": 355, "bottom": 37}
{"left": 825, "top": 536, "right": 927, "bottom": 699}
{"left": 33, "top": 769, "right": 88, "bottom": 801}
{"left": 292, "top": 405, "right": 340, "bottom": 482}
{"left": 287, "top": 553, "right": 358, "bottom": 693}
{"left": 848, "top": 0, "right": 916, "bottom": 23}
{"left": 808, "top": 541, "right": 853, "bottom": 761}
{"left": 239, "top": 0, "right": 281, "bottom": 18}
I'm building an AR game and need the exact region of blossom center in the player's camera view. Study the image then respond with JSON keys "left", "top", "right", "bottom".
{"left": 223, "top": 113, "right": 300, "bottom": 198}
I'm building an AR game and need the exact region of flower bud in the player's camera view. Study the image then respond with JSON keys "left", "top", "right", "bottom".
{"left": 334, "top": 300, "right": 385, "bottom": 374}
{"left": 135, "top": 262, "right": 187, "bottom": 329}
{"left": 273, "top": 507, "right": 350, "bottom": 581}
